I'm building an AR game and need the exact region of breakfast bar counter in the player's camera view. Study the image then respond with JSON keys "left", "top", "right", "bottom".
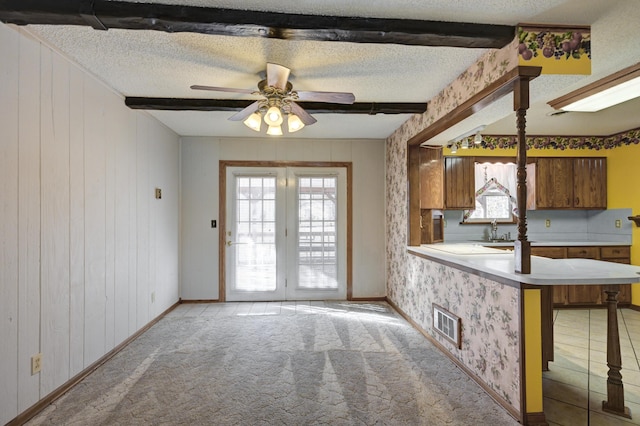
{"left": 401, "top": 244, "right": 640, "bottom": 425}
{"left": 408, "top": 244, "right": 640, "bottom": 286}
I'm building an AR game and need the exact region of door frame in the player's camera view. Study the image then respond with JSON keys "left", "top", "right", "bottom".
{"left": 219, "top": 160, "right": 353, "bottom": 302}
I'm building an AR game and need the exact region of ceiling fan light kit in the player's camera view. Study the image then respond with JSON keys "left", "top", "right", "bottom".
{"left": 288, "top": 114, "right": 305, "bottom": 132}
{"left": 243, "top": 112, "right": 262, "bottom": 132}
{"left": 191, "top": 63, "right": 355, "bottom": 136}
{"left": 266, "top": 125, "right": 283, "bottom": 136}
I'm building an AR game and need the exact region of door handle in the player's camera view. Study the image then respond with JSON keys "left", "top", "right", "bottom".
{"left": 226, "top": 241, "right": 246, "bottom": 246}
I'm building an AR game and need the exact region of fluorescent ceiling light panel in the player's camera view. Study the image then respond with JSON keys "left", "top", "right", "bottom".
{"left": 548, "top": 62, "right": 640, "bottom": 112}
{"left": 560, "top": 75, "right": 640, "bottom": 112}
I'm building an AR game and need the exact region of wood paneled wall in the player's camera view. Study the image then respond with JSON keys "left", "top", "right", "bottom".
{"left": 0, "top": 24, "right": 180, "bottom": 424}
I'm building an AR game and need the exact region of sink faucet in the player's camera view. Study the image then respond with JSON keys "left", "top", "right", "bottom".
{"left": 490, "top": 219, "right": 498, "bottom": 241}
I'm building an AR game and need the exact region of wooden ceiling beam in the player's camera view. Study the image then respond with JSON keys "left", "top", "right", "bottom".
{"left": 0, "top": 0, "right": 515, "bottom": 48}
{"left": 124, "top": 97, "right": 427, "bottom": 114}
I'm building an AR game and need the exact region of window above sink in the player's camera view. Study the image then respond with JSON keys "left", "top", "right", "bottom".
{"left": 463, "top": 162, "right": 518, "bottom": 224}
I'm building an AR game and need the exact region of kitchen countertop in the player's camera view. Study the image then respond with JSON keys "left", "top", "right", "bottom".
{"left": 408, "top": 244, "right": 640, "bottom": 286}
{"left": 450, "top": 240, "right": 630, "bottom": 247}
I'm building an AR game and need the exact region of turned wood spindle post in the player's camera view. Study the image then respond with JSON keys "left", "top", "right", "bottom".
{"left": 513, "top": 76, "right": 531, "bottom": 274}
{"left": 602, "top": 288, "right": 631, "bottom": 418}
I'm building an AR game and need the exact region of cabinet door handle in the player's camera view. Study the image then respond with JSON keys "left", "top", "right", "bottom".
{"left": 575, "top": 197, "right": 580, "bottom": 205}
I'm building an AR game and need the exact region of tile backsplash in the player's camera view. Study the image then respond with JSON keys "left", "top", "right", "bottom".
{"left": 443, "top": 208, "right": 632, "bottom": 244}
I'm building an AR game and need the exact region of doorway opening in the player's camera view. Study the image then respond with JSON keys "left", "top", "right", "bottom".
{"left": 219, "top": 161, "right": 352, "bottom": 302}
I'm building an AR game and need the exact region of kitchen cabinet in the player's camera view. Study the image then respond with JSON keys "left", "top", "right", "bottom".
{"left": 573, "top": 157, "right": 607, "bottom": 208}
{"left": 531, "top": 245, "right": 631, "bottom": 307}
{"left": 528, "top": 158, "right": 574, "bottom": 209}
{"left": 419, "top": 147, "right": 444, "bottom": 209}
{"left": 444, "top": 157, "right": 475, "bottom": 209}
{"left": 531, "top": 247, "right": 568, "bottom": 305}
{"left": 527, "top": 157, "right": 607, "bottom": 209}
{"left": 419, "top": 149, "right": 474, "bottom": 209}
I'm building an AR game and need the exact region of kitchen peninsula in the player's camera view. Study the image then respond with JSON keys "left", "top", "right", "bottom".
{"left": 402, "top": 244, "right": 640, "bottom": 424}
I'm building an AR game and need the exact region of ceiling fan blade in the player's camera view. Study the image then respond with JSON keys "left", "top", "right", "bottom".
{"left": 290, "top": 102, "right": 317, "bottom": 125}
{"left": 190, "top": 85, "right": 255, "bottom": 95}
{"left": 266, "top": 63, "right": 291, "bottom": 90}
{"left": 228, "top": 101, "right": 260, "bottom": 121}
{"left": 296, "top": 91, "right": 356, "bottom": 104}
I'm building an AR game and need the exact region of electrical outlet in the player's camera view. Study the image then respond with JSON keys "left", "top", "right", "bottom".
{"left": 545, "top": 219, "right": 551, "bottom": 228}
{"left": 151, "top": 292, "right": 155, "bottom": 303}
{"left": 615, "top": 219, "right": 621, "bottom": 228}
{"left": 155, "top": 188, "right": 162, "bottom": 199}
{"left": 31, "top": 353, "right": 42, "bottom": 375}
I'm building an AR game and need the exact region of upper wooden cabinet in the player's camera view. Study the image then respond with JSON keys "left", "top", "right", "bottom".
{"left": 420, "top": 152, "right": 606, "bottom": 211}
{"left": 444, "top": 157, "right": 475, "bottom": 209}
{"left": 573, "top": 157, "right": 607, "bottom": 208}
{"left": 527, "top": 157, "right": 606, "bottom": 209}
{"left": 419, "top": 147, "right": 445, "bottom": 209}
{"left": 419, "top": 148, "right": 475, "bottom": 209}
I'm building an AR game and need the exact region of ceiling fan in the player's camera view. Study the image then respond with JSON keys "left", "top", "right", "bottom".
{"left": 191, "top": 63, "right": 356, "bottom": 135}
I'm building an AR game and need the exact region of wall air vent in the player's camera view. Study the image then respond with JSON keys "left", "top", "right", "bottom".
{"left": 433, "top": 304, "right": 462, "bottom": 349}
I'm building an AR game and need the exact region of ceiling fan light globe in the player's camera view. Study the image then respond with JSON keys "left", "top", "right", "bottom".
{"left": 264, "top": 106, "right": 283, "bottom": 126}
{"left": 243, "top": 112, "right": 262, "bottom": 132}
{"left": 266, "top": 125, "right": 283, "bottom": 136}
{"left": 288, "top": 114, "right": 305, "bottom": 133}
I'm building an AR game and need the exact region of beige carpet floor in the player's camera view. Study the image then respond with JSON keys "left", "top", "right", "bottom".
{"left": 27, "top": 301, "right": 518, "bottom": 425}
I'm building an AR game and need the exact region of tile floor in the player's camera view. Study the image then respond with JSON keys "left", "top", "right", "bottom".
{"left": 544, "top": 308, "right": 640, "bottom": 425}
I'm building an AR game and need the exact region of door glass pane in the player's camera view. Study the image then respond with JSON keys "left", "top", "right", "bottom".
{"left": 235, "top": 176, "right": 277, "bottom": 291}
{"left": 297, "top": 176, "right": 338, "bottom": 289}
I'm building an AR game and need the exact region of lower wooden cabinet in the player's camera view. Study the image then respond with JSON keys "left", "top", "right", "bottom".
{"left": 492, "top": 244, "right": 631, "bottom": 307}
{"left": 531, "top": 245, "right": 632, "bottom": 308}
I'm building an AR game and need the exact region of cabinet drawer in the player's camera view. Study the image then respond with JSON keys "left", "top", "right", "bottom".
{"left": 602, "top": 258, "right": 630, "bottom": 265}
{"left": 567, "top": 247, "right": 599, "bottom": 259}
{"left": 600, "top": 246, "right": 630, "bottom": 259}
{"left": 531, "top": 247, "right": 566, "bottom": 259}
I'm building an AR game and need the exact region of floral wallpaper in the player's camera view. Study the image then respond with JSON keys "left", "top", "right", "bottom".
{"left": 392, "top": 37, "right": 519, "bottom": 143}
{"left": 405, "top": 254, "right": 521, "bottom": 411}
{"left": 385, "top": 36, "right": 524, "bottom": 415}
{"left": 385, "top": 37, "right": 520, "bottom": 306}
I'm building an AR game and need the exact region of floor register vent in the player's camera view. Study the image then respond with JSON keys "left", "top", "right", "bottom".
{"left": 433, "top": 304, "right": 462, "bottom": 349}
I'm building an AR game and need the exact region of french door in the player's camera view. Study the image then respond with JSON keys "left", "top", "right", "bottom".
{"left": 225, "top": 166, "right": 347, "bottom": 301}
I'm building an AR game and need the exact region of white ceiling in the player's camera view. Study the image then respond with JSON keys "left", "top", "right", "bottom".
{"left": 23, "top": 0, "right": 640, "bottom": 142}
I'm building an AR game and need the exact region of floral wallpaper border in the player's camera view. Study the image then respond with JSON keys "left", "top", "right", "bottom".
{"left": 451, "top": 127, "right": 640, "bottom": 151}
{"left": 517, "top": 26, "right": 591, "bottom": 70}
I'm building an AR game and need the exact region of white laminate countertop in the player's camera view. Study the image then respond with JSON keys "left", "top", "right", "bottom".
{"left": 408, "top": 244, "right": 640, "bottom": 286}
{"left": 451, "top": 241, "right": 629, "bottom": 247}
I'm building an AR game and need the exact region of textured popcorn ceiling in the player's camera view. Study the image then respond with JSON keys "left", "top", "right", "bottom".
{"left": 26, "top": 0, "right": 640, "bottom": 140}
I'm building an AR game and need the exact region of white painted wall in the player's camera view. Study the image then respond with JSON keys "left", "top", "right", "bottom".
{"left": 0, "top": 25, "right": 180, "bottom": 424}
{"left": 180, "top": 137, "right": 387, "bottom": 300}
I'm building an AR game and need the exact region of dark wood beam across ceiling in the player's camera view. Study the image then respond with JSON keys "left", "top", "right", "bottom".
{"left": 124, "top": 97, "right": 427, "bottom": 114}
{"left": 0, "top": 0, "right": 515, "bottom": 48}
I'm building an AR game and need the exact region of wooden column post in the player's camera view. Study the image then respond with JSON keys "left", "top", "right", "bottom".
{"left": 602, "top": 288, "right": 632, "bottom": 418}
{"left": 513, "top": 76, "right": 531, "bottom": 274}
{"left": 407, "top": 144, "right": 422, "bottom": 246}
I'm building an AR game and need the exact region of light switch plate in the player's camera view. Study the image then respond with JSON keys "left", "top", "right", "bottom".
{"left": 615, "top": 219, "right": 621, "bottom": 228}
